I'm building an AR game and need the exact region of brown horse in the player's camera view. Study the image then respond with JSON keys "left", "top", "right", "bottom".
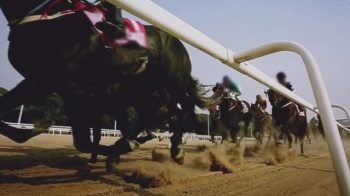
{"left": 212, "top": 83, "right": 253, "bottom": 145}
{"left": 250, "top": 103, "right": 277, "bottom": 149}
{"left": 308, "top": 117, "right": 323, "bottom": 142}
{"left": 266, "top": 89, "right": 308, "bottom": 153}
{"left": 316, "top": 115, "right": 348, "bottom": 140}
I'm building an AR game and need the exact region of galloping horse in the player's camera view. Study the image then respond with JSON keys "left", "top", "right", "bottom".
{"left": 266, "top": 89, "right": 308, "bottom": 153}
{"left": 250, "top": 103, "right": 277, "bottom": 148}
{"left": 0, "top": 0, "right": 211, "bottom": 167}
{"left": 212, "top": 83, "right": 252, "bottom": 145}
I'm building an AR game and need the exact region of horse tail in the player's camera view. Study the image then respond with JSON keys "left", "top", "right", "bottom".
{"left": 186, "top": 76, "right": 213, "bottom": 109}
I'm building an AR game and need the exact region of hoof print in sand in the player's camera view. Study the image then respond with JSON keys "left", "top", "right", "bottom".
{"left": 129, "top": 170, "right": 172, "bottom": 188}
{"left": 265, "top": 158, "right": 277, "bottom": 166}
{"left": 209, "top": 151, "right": 234, "bottom": 174}
{"left": 152, "top": 147, "right": 171, "bottom": 163}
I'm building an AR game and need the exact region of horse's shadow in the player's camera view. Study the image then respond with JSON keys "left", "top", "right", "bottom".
{"left": 0, "top": 145, "right": 165, "bottom": 196}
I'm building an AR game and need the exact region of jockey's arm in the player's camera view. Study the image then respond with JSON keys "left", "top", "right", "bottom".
{"left": 231, "top": 81, "right": 242, "bottom": 96}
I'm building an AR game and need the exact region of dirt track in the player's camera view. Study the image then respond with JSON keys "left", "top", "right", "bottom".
{"left": 0, "top": 134, "right": 348, "bottom": 196}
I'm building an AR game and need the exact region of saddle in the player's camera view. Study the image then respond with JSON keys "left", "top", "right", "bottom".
{"left": 228, "top": 98, "right": 248, "bottom": 113}
{"left": 10, "top": 0, "right": 149, "bottom": 50}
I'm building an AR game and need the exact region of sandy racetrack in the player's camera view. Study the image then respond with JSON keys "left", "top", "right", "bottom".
{"left": 0, "top": 134, "right": 349, "bottom": 196}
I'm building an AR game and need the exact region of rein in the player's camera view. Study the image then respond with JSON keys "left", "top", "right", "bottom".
{"left": 255, "top": 113, "right": 267, "bottom": 122}
{"left": 12, "top": 0, "right": 53, "bottom": 26}
{"left": 221, "top": 95, "right": 237, "bottom": 112}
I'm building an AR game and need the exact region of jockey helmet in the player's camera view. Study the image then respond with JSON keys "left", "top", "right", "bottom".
{"left": 223, "top": 75, "right": 231, "bottom": 82}
{"left": 256, "top": 94, "right": 262, "bottom": 99}
{"left": 276, "top": 72, "right": 286, "bottom": 80}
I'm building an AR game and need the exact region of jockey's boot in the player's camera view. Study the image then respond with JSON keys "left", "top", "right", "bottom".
{"left": 96, "top": 1, "right": 126, "bottom": 40}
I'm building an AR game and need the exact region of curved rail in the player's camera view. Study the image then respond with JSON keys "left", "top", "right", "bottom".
{"left": 315, "top": 104, "right": 350, "bottom": 133}
{"left": 106, "top": 0, "right": 350, "bottom": 194}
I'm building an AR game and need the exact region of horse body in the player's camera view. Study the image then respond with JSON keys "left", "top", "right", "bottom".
{"left": 212, "top": 83, "right": 252, "bottom": 145}
{"left": 267, "top": 89, "right": 308, "bottom": 153}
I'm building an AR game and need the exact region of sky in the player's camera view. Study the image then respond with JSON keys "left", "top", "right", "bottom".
{"left": 0, "top": 0, "right": 349, "bottom": 118}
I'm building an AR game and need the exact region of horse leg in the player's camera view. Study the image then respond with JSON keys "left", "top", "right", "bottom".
{"left": 90, "top": 120, "right": 102, "bottom": 164}
{"left": 278, "top": 121, "right": 292, "bottom": 146}
{"left": 230, "top": 125, "right": 239, "bottom": 145}
{"left": 169, "top": 109, "right": 187, "bottom": 165}
{"left": 0, "top": 79, "right": 53, "bottom": 143}
{"left": 306, "top": 126, "right": 312, "bottom": 144}
{"left": 264, "top": 129, "right": 272, "bottom": 150}
{"left": 286, "top": 132, "right": 293, "bottom": 152}
{"left": 238, "top": 123, "right": 249, "bottom": 145}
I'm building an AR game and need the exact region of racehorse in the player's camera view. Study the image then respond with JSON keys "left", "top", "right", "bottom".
{"left": 266, "top": 89, "right": 308, "bottom": 153}
{"left": 250, "top": 103, "right": 277, "bottom": 148}
{"left": 212, "top": 83, "right": 252, "bottom": 145}
{"left": 308, "top": 117, "right": 323, "bottom": 142}
{"left": 0, "top": 0, "right": 211, "bottom": 167}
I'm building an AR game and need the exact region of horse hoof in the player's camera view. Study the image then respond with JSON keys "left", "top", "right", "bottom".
{"left": 171, "top": 147, "right": 185, "bottom": 165}
{"left": 276, "top": 140, "right": 284, "bottom": 145}
{"left": 106, "top": 157, "right": 119, "bottom": 173}
{"left": 105, "top": 157, "right": 117, "bottom": 173}
{"left": 150, "top": 132, "right": 157, "bottom": 139}
{"left": 158, "top": 135, "right": 165, "bottom": 142}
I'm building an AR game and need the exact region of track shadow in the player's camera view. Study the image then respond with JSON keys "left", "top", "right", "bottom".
{"left": 0, "top": 145, "right": 166, "bottom": 195}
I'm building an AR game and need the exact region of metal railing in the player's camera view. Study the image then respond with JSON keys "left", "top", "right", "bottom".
{"left": 107, "top": 0, "right": 350, "bottom": 194}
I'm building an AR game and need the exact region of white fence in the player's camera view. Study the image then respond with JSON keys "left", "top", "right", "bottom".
{"left": 5, "top": 122, "right": 256, "bottom": 142}
{"left": 5, "top": 122, "right": 121, "bottom": 137}
{"left": 107, "top": 0, "right": 350, "bottom": 194}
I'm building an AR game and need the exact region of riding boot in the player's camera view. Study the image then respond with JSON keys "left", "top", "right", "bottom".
{"left": 96, "top": 1, "right": 126, "bottom": 40}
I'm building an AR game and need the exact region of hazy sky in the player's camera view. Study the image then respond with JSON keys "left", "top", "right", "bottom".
{"left": 0, "top": 0, "right": 349, "bottom": 118}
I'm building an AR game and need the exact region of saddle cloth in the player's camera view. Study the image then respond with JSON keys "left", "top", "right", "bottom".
{"left": 103, "top": 18, "right": 148, "bottom": 49}
{"left": 10, "top": 0, "right": 148, "bottom": 49}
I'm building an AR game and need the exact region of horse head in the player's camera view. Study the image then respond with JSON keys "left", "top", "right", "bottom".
{"left": 212, "top": 83, "right": 225, "bottom": 98}
{"left": 250, "top": 103, "right": 259, "bottom": 114}
{"left": 266, "top": 89, "right": 284, "bottom": 107}
{"left": 209, "top": 105, "right": 220, "bottom": 119}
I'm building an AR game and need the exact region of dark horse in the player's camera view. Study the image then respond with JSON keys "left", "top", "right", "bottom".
{"left": 0, "top": 0, "right": 210, "bottom": 166}
{"left": 266, "top": 89, "right": 308, "bottom": 153}
{"left": 212, "top": 83, "right": 252, "bottom": 145}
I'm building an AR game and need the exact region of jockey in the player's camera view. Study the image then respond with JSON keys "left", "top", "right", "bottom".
{"left": 255, "top": 94, "right": 268, "bottom": 114}
{"left": 222, "top": 76, "right": 246, "bottom": 112}
{"left": 95, "top": 1, "right": 126, "bottom": 40}
{"left": 276, "top": 72, "right": 304, "bottom": 112}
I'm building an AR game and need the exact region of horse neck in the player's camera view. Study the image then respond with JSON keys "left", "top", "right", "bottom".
{"left": 253, "top": 109, "right": 265, "bottom": 120}
{"left": 0, "top": 0, "right": 45, "bottom": 22}
{"left": 220, "top": 99, "right": 238, "bottom": 116}
{"left": 277, "top": 97, "right": 291, "bottom": 107}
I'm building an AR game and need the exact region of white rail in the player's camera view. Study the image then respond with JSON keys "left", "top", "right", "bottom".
{"left": 314, "top": 104, "right": 350, "bottom": 133}
{"left": 107, "top": 0, "right": 350, "bottom": 194}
